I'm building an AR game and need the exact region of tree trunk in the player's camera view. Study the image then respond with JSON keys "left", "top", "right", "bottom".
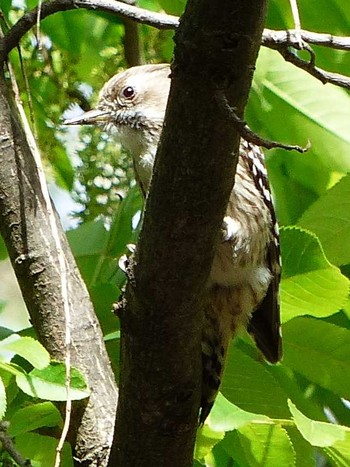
{"left": 111, "top": 1, "right": 267, "bottom": 466}
{"left": 0, "top": 60, "right": 118, "bottom": 466}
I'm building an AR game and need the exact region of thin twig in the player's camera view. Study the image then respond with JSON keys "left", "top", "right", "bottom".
{"left": 1, "top": 0, "right": 178, "bottom": 59}
{"left": 279, "top": 47, "right": 350, "bottom": 89}
{"left": 216, "top": 92, "right": 310, "bottom": 153}
{"left": 262, "top": 28, "right": 350, "bottom": 51}
{"left": 2, "top": 1, "right": 350, "bottom": 57}
{"left": 0, "top": 422, "right": 31, "bottom": 466}
{"left": 36, "top": 0, "right": 43, "bottom": 53}
{"left": 263, "top": 28, "right": 350, "bottom": 88}
{"left": 121, "top": 0, "right": 145, "bottom": 66}
{"left": 285, "top": 2, "right": 317, "bottom": 68}
{"left": 1, "top": 2, "right": 350, "bottom": 90}
{"left": 2, "top": 1, "right": 350, "bottom": 59}
{"left": 289, "top": 0, "right": 302, "bottom": 48}
{"left": 17, "top": 48, "right": 37, "bottom": 139}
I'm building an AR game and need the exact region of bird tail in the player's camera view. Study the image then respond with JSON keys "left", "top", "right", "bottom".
{"left": 200, "top": 286, "right": 238, "bottom": 424}
{"left": 200, "top": 337, "right": 227, "bottom": 424}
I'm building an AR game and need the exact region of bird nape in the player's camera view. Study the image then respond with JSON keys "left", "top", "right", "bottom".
{"left": 65, "top": 63, "right": 282, "bottom": 424}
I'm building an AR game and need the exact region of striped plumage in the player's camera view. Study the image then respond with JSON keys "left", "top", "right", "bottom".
{"left": 65, "top": 64, "right": 282, "bottom": 423}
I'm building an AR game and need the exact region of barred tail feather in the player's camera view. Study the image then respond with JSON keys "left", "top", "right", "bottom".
{"left": 200, "top": 337, "right": 227, "bottom": 424}
{"left": 200, "top": 286, "right": 241, "bottom": 424}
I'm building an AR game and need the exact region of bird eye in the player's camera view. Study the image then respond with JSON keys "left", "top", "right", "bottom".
{"left": 122, "top": 86, "right": 135, "bottom": 99}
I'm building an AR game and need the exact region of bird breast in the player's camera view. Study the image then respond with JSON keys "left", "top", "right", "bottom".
{"left": 208, "top": 155, "right": 273, "bottom": 304}
{"left": 109, "top": 122, "right": 159, "bottom": 193}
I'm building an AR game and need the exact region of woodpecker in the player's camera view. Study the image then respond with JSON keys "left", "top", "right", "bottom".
{"left": 65, "top": 64, "right": 282, "bottom": 423}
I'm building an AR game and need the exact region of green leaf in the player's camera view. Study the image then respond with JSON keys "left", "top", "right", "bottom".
{"left": 68, "top": 186, "right": 141, "bottom": 287}
{"left": 107, "top": 184, "right": 142, "bottom": 258}
{"left": 285, "top": 426, "right": 316, "bottom": 467}
{"left": 0, "top": 0, "right": 13, "bottom": 22}
{"left": 268, "top": 0, "right": 350, "bottom": 40}
{"left": 221, "top": 345, "right": 289, "bottom": 418}
{"left": 207, "top": 393, "right": 270, "bottom": 432}
{"left": 15, "top": 432, "right": 73, "bottom": 467}
{"left": 284, "top": 317, "right": 350, "bottom": 398}
{"left": 266, "top": 150, "right": 323, "bottom": 226}
{"left": 50, "top": 144, "right": 75, "bottom": 190}
{"left": 343, "top": 297, "right": 350, "bottom": 319}
{"left": 323, "top": 438, "right": 350, "bottom": 467}
{"left": 194, "top": 425, "right": 225, "bottom": 461}
{"left": 281, "top": 227, "right": 330, "bottom": 278}
{"left": 40, "top": 10, "right": 123, "bottom": 84}
{"left": 16, "top": 362, "right": 90, "bottom": 401}
{"left": 286, "top": 0, "right": 350, "bottom": 37}
{"left": 0, "top": 376, "right": 6, "bottom": 419}
{"left": 0, "top": 234, "right": 8, "bottom": 260}
{"left": 1, "top": 372, "right": 18, "bottom": 409}
{"left": 289, "top": 400, "right": 349, "bottom": 448}
{"left": 41, "top": 11, "right": 93, "bottom": 54}
{"left": 280, "top": 227, "right": 349, "bottom": 322}
{"left": 261, "top": 362, "right": 327, "bottom": 422}
{"left": 68, "top": 219, "right": 109, "bottom": 285}
{"left": 253, "top": 48, "right": 350, "bottom": 173}
{"left": 104, "top": 330, "right": 120, "bottom": 342}
{"left": 0, "top": 327, "right": 13, "bottom": 340}
{"left": 205, "top": 442, "right": 233, "bottom": 467}
{"left": 68, "top": 219, "right": 108, "bottom": 258}
{"left": 158, "top": 0, "right": 186, "bottom": 15}
{"left": 0, "top": 361, "right": 26, "bottom": 378}
{"left": 90, "top": 283, "right": 120, "bottom": 335}
{"left": 0, "top": 336, "right": 50, "bottom": 369}
{"left": 249, "top": 47, "right": 350, "bottom": 225}
{"left": 8, "top": 402, "right": 62, "bottom": 437}
{"left": 298, "top": 174, "right": 350, "bottom": 266}
{"left": 222, "top": 423, "right": 295, "bottom": 467}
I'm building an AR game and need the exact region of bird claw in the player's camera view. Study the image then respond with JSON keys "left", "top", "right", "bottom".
{"left": 112, "top": 289, "right": 127, "bottom": 318}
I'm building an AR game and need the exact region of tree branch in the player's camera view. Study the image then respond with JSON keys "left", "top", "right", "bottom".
{"left": 110, "top": 0, "right": 267, "bottom": 465}
{"left": 2, "top": 1, "right": 350, "bottom": 91}
{"left": 0, "top": 0, "right": 178, "bottom": 60}
{"left": 3, "top": 1, "right": 350, "bottom": 58}
{"left": 0, "top": 63, "right": 118, "bottom": 465}
{"left": 263, "top": 28, "right": 350, "bottom": 90}
{"left": 0, "top": 422, "right": 31, "bottom": 466}
{"left": 262, "top": 28, "right": 350, "bottom": 51}
{"left": 215, "top": 91, "right": 310, "bottom": 153}
{"left": 121, "top": 0, "right": 145, "bottom": 67}
{"left": 277, "top": 46, "right": 350, "bottom": 90}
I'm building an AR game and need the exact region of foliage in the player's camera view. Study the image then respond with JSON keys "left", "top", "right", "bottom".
{"left": 0, "top": 331, "right": 88, "bottom": 465}
{"left": 1, "top": 0, "right": 350, "bottom": 465}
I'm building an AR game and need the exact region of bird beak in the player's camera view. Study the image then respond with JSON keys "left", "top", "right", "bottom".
{"left": 64, "top": 109, "right": 110, "bottom": 126}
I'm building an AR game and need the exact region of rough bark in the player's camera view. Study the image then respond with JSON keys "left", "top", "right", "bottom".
{"left": 0, "top": 62, "right": 118, "bottom": 465}
{"left": 111, "top": 1, "right": 267, "bottom": 466}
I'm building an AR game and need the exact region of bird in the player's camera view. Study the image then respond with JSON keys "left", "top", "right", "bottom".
{"left": 65, "top": 63, "right": 282, "bottom": 424}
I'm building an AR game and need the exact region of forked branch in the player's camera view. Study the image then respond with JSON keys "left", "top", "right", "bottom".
{"left": 1, "top": 1, "right": 350, "bottom": 90}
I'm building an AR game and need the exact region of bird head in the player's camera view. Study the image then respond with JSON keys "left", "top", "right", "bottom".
{"left": 65, "top": 64, "right": 171, "bottom": 193}
{"left": 65, "top": 64, "right": 171, "bottom": 145}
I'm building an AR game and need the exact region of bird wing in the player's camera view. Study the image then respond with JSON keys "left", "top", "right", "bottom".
{"left": 242, "top": 140, "right": 282, "bottom": 363}
{"left": 248, "top": 238, "right": 282, "bottom": 363}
